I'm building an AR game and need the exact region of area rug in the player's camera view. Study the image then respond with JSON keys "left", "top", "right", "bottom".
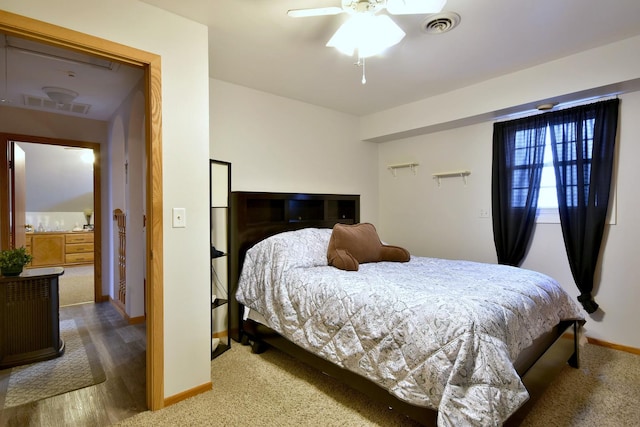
{"left": 59, "top": 266, "right": 94, "bottom": 306}
{"left": 0, "top": 318, "right": 106, "bottom": 408}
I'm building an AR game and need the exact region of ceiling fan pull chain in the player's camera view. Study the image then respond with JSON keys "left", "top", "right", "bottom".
{"left": 354, "top": 54, "right": 367, "bottom": 84}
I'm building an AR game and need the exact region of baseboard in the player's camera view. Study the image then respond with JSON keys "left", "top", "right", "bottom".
{"left": 109, "top": 297, "right": 145, "bottom": 324}
{"left": 212, "top": 330, "right": 228, "bottom": 339}
{"left": 128, "top": 315, "right": 145, "bottom": 325}
{"left": 163, "top": 381, "right": 212, "bottom": 407}
{"left": 586, "top": 336, "right": 640, "bottom": 355}
{"left": 563, "top": 332, "right": 640, "bottom": 355}
{"left": 109, "top": 297, "right": 126, "bottom": 318}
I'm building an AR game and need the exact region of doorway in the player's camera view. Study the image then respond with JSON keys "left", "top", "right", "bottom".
{"left": 0, "top": 12, "right": 164, "bottom": 410}
{"left": 8, "top": 136, "right": 99, "bottom": 304}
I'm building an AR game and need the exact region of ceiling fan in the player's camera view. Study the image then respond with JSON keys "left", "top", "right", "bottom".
{"left": 287, "top": 0, "right": 447, "bottom": 83}
{"left": 288, "top": 0, "right": 446, "bottom": 19}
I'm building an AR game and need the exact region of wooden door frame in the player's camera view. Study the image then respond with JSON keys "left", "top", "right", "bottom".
{"left": 0, "top": 134, "right": 103, "bottom": 301}
{"left": 0, "top": 11, "right": 164, "bottom": 410}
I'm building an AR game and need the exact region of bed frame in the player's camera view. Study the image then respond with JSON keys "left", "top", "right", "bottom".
{"left": 228, "top": 191, "right": 583, "bottom": 426}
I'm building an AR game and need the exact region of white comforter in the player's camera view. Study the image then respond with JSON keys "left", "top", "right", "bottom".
{"left": 236, "top": 228, "right": 583, "bottom": 426}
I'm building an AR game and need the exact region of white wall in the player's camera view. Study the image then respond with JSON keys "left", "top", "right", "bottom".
{"left": 105, "top": 83, "right": 146, "bottom": 319}
{"left": 0, "top": 105, "right": 108, "bottom": 142}
{"left": 524, "top": 92, "right": 640, "bottom": 349}
{"left": 210, "top": 79, "right": 379, "bottom": 226}
{"left": 2, "top": 0, "right": 212, "bottom": 399}
{"left": 108, "top": 115, "right": 127, "bottom": 301}
{"left": 378, "top": 123, "right": 495, "bottom": 262}
{"left": 376, "top": 34, "right": 640, "bottom": 349}
{"left": 211, "top": 36, "right": 640, "bottom": 351}
{"left": 17, "top": 143, "right": 93, "bottom": 212}
{"left": 362, "top": 35, "right": 640, "bottom": 142}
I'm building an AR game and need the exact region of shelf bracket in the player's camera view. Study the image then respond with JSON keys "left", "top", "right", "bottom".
{"left": 388, "top": 162, "right": 419, "bottom": 178}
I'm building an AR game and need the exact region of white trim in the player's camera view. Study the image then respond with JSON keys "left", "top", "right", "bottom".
{"left": 536, "top": 193, "right": 617, "bottom": 225}
{"left": 536, "top": 208, "right": 560, "bottom": 224}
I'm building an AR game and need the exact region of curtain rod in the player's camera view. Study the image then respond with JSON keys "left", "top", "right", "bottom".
{"left": 494, "top": 95, "right": 619, "bottom": 123}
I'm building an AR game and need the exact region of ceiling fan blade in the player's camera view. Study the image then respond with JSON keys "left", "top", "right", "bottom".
{"left": 386, "top": 0, "right": 447, "bottom": 15}
{"left": 287, "top": 7, "right": 344, "bottom": 18}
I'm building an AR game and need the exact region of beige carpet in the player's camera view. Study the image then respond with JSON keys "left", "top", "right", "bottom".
{"left": 0, "top": 318, "right": 106, "bottom": 409}
{"left": 59, "top": 265, "right": 94, "bottom": 306}
{"left": 116, "top": 342, "right": 640, "bottom": 427}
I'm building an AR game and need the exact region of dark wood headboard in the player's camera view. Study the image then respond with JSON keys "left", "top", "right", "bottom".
{"left": 228, "top": 191, "right": 360, "bottom": 341}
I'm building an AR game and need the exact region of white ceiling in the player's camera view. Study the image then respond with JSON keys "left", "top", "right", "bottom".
{"left": 141, "top": 0, "right": 640, "bottom": 116}
{"left": 0, "top": 34, "right": 143, "bottom": 121}
{"left": 2, "top": 0, "right": 640, "bottom": 120}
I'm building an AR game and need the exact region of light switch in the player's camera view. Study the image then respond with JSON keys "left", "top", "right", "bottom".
{"left": 172, "top": 208, "right": 186, "bottom": 228}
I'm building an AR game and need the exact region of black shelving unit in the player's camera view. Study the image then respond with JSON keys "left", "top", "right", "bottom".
{"left": 210, "top": 159, "right": 231, "bottom": 359}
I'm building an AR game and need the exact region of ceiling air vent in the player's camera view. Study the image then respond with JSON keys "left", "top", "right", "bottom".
{"left": 421, "top": 12, "right": 461, "bottom": 35}
{"left": 23, "top": 94, "right": 91, "bottom": 115}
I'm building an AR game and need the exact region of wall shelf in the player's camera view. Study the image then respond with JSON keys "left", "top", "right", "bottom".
{"left": 388, "top": 162, "right": 419, "bottom": 177}
{"left": 432, "top": 170, "right": 471, "bottom": 187}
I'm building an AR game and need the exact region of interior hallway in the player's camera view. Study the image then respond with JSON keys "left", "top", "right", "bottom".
{"left": 0, "top": 302, "right": 146, "bottom": 426}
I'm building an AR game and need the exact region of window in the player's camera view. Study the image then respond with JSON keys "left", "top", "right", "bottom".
{"left": 518, "top": 120, "right": 615, "bottom": 224}
{"left": 551, "top": 118, "right": 596, "bottom": 207}
{"left": 511, "top": 126, "right": 546, "bottom": 208}
{"left": 537, "top": 129, "right": 558, "bottom": 209}
{"left": 492, "top": 98, "right": 618, "bottom": 307}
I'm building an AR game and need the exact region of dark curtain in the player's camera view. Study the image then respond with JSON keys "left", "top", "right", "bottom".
{"left": 491, "top": 115, "right": 547, "bottom": 266}
{"left": 548, "top": 99, "right": 619, "bottom": 313}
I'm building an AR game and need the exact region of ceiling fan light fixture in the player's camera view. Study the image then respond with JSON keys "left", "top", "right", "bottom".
{"left": 42, "top": 86, "right": 79, "bottom": 105}
{"left": 327, "top": 13, "right": 406, "bottom": 58}
{"left": 386, "top": 0, "right": 447, "bottom": 15}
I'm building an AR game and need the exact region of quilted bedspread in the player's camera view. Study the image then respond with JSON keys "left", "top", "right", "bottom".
{"left": 236, "top": 229, "right": 584, "bottom": 426}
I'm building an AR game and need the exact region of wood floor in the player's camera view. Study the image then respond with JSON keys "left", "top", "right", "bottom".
{"left": 0, "top": 302, "right": 147, "bottom": 427}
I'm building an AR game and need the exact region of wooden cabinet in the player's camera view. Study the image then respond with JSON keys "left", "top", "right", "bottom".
{"left": 26, "top": 232, "right": 94, "bottom": 267}
{"left": 65, "top": 233, "right": 94, "bottom": 264}
{"left": 30, "top": 233, "right": 65, "bottom": 267}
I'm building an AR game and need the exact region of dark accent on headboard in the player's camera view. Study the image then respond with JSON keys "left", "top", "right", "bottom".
{"left": 228, "top": 192, "right": 360, "bottom": 341}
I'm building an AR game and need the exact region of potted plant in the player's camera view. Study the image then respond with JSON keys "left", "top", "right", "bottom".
{"left": 0, "top": 246, "right": 33, "bottom": 276}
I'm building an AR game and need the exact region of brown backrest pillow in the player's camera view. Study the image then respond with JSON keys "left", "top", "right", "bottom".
{"left": 327, "top": 223, "right": 410, "bottom": 271}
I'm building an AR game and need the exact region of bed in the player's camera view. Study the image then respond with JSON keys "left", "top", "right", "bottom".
{"left": 229, "top": 191, "right": 585, "bottom": 426}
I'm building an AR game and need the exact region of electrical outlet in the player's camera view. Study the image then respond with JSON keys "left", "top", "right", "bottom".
{"left": 172, "top": 207, "right": 186, "bottom": 228}
{"left": 479, "top": 209, "right": 490, "bottom": 218}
